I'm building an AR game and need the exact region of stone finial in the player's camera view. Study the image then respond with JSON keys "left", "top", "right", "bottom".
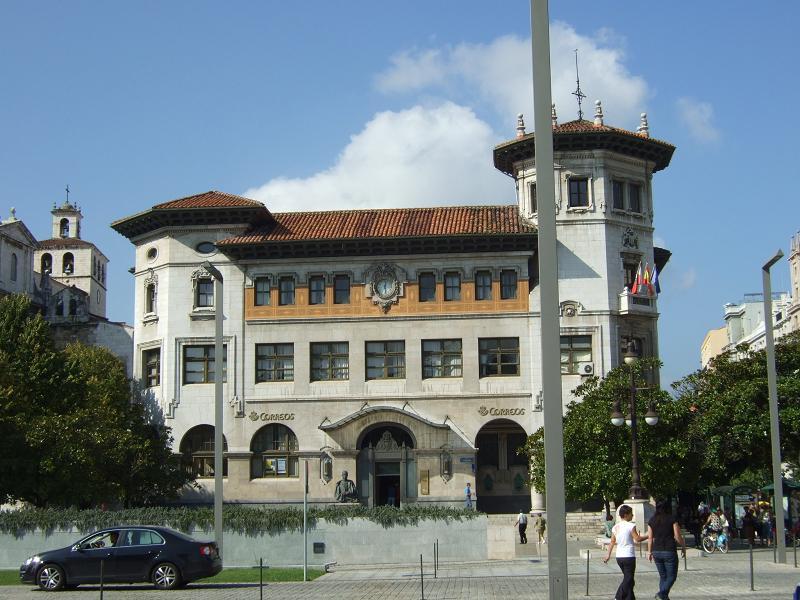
{"left": 637, "top": 112, "right": 650, "bottom": 137}
{"left": 516, "top": 113, "right": 526, "bottom": 138}
{"left": 551, "top": 103, "right": 558, "bottom": 128}
{"left": 10, "top": 207, "right": 17, "bottom": 220}
{"left": 593, "top": 100, "right": 604, "bottom": 127}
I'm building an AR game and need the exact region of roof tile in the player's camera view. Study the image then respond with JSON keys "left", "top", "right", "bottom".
{"left": 218, "top": 205, "right": 533, "bottom": 246}
{"left": 153, "top": 190, "right": 266, "bottom": 210}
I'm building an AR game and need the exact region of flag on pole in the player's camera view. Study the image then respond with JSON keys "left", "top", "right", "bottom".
{"left": 643, "top": 263, "right": 653, "bottom": 297}
{"left": 651, "top": 264, "right": 661, "bottom": 295}
{"left": 631, "top": 262, "right": 642, "bottom": 294}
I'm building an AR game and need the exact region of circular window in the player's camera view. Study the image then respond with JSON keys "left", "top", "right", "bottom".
{"left": 146, "top": 247, "right": 158, "bottom": 261}
{"left": 195, "top": 241, "right": 216, "bottom": 254}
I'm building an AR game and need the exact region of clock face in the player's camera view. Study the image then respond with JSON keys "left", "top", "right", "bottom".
{"left": 375, "top": 277, "right": 395, "bottom": 299}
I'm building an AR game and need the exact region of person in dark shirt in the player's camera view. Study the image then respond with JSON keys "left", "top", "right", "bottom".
{"left": 647, "top": 500, "right": 686, "bottom": 600}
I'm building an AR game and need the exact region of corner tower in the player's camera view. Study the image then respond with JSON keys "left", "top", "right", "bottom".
{"left": 494, "top": 102, "right": 675, "bottom": 381}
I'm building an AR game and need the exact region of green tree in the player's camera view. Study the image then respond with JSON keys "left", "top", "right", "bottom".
{"left": 523, "top": 358, "right": 695, "bottom": 515}
{"left": 0, "top": 295, "right": 191, "bottom": 507}
{"left": 673, "top": 331, "right": 800, "bottom": 489}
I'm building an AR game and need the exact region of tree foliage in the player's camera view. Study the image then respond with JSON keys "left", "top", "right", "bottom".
{"left": 522, "top": 358, "right": 696, "bottom": 512}
{"left": 672, "top": 331, "right": 800, "bottom": 489}
{"left": 0, "top": 295, "right": 191, "bottom": 507}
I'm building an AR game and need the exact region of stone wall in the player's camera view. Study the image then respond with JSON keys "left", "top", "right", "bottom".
{"left": 0, "top": 516, "right": 488, "bottom": 569}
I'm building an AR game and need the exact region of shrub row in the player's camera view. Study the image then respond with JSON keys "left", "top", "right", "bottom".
{"left": 0, "top": 504, "right": 480, "bottom": 536}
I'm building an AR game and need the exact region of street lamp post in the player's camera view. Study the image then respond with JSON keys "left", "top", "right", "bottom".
{"left": 611, "top": 340, "right": 658, "bottom": 500}
{"left": 763, "top": 249, "right": 786, "bottom": 564}
{"left": 201, "top": 261, "right": 224, "bottom": 557}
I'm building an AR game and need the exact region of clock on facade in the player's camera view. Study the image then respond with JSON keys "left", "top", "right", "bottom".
{"left": 368, "top": 263, "right": 403, "bottom": 312}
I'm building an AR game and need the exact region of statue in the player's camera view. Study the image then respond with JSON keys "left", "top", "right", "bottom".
{"left": 334, "top": 470, "right": 358, "bottom": 503}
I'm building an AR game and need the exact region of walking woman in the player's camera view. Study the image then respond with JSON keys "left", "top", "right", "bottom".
{"left": 647, "top": 500, "right": 686, "bottom": 600}
{"left": 603, "top": 504, "right": 648, "bottom": 600}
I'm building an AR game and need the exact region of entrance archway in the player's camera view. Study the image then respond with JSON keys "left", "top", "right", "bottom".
{"left": 357, "top": 424, "right": 415, "bottom": 507}
{"left": 475, "top": 419, "right": 530, "bottom": 513}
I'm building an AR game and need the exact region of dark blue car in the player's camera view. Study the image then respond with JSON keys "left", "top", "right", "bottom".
{"left": 19, "top": 526, "right": 222, "bottom": 591}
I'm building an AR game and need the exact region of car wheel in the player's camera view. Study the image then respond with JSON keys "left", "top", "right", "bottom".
{"left": 152, "top": 562, "right": 181, "bottom": 590}
{"left": 37, "top": 564, "right": 66, "bottom": 591}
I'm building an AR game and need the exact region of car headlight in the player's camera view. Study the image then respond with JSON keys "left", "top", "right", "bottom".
{"left": 24, "top": 556, "right": 41, "bottom": 567}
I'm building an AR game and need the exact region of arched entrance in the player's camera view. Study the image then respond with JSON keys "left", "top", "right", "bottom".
{"left": 357, "top": 424, "right": 415, "bottom": 507}
{"left": 475, "top": 419, "right": 530, "bottom": 513}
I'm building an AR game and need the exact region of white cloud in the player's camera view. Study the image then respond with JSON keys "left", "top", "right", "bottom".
{"left": 375, "top": 23, "right": 649, "bottom": 130}
{"left": 244, "top": 103, "right": 510, "bottom": 212}
{"left": 676, "top": 98, "right": 720, "bottom": 142}
{"left": 679, "top": 268, "right": 697, "bottom": 290}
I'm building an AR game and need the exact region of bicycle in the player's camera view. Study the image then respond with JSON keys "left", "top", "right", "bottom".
{"left": 701, "top": 530, "right": 729, "bottom": 553}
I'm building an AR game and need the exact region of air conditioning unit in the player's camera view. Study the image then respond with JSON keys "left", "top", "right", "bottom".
{"left": 578, "top": 362, "right": 594, "bottom": 376}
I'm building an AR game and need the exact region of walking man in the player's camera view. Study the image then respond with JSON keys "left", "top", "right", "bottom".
{"left": 514, "top": 510, "right": 528, "bottom": 544}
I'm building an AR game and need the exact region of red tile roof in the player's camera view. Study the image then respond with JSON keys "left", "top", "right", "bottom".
{"left": 39, "top": 238, "right": 97, "bottom": 250}
{"left": 218, "top": 205, "right": 532, "bottom": 246}
{"left": 551, "top": 119, "right": 671, "bottom": 145}
{"left": 152, "top": 190, "right": 266, "bottom": 210}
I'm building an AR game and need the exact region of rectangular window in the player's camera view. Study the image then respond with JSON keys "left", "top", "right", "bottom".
{"left": 479, "top": 337, "right": 520, "bottom": 377}
{"left": 624, "top": 262, "right": 639, "bottom": 291}
{"left": 475, "top": 270, "right": 492, "bottom": 301}
{"left": 612, "top": 180, "right": 625, "bottom": 210}
{"left": 183, "top": 345, "right": 227, "bottom": 384}
{"left": 310, "top": 342, "right": 349, "bottom": 381}
{"left": 560, "top": 335, "right": 592, "bottom": 374}
{"left": 334, "top": 274, "right": 351, "bottom": 304}
{"left": 195, "top": 278, "right": 214, "bottom": 307}
{"left": 444, "top": 272, "right": 461, "bottom": 301}
{"left": 366, "top": 341, "right": 406, "bottom": 380}
{"left": 255, "top": 343, "right": 294, "bottom": 382}
{"left": 529, "top": 182, "right": 538, "bottom": 213}
{"left": 145, "top": 283, "right": 157, "bottom": 314}
{"left": 628, "top": 183, "right": 642, "bottom": 213}
{"left": 309, "top": 275, "right": 326, "bottom": 305}
{"left": 279, "top": 277, "right": 295, "bottom": 306}
{"left": 419, "top": 273, "right": 436, "bottom": 302}
{"left": 422, "top": 339, "right": 462, "bottom": 378}
{"left": 143, "top": 348, "right": 161, "bottom": 387}
{"left": 254, "top": 277, "right": 271, "bottom": 306}
{"left": 500, "top": 270, "right": 518, "bottom": 300}
{"left": 568, "top": 178, "right": 589, "bottom": 208}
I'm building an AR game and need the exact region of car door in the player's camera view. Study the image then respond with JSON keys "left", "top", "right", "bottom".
{"left": 63, "top": 531, "right": 118, "bottom": 583}
{"left": 112, "top": 528, "right": 164, "bottom": 582}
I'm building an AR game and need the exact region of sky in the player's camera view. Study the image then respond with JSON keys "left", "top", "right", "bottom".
{"left": 1, "top": 1, "right": 797, "bottom": 389}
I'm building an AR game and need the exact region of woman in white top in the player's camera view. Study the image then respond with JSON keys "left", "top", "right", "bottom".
{"left": 603, "top": 504, "right": 648, "bottom": 600}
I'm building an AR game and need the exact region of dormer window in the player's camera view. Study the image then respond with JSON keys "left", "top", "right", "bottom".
{"left": 59, "top": 218, "right": 69, "bottom": 237}
{"left": 568, "top": 178, "right": 589, "bottom": 208}
{"left": 62, "top": 252, "right": 74, "bottom": 274}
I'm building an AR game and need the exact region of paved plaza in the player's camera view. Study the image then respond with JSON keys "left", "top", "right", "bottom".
{"left": 3, "top": 544, "right": 800, "bottom": 599}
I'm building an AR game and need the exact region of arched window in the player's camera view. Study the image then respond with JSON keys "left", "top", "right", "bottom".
{"left": 180, "top": 425, "right": 227, "bottom": 478}
{"left": 68, "top": 298, "right": 77, "bottom": 316}
{"left": 10, "top": 253, "right": 17, "bottom": 281}
{"left": 59, "top": 218, "right": 69, "bottom": 237}
{"left": 41, "top": 253, "right": 52, "bottom": 273}
{"left": 62, "top": 252, "right": 74, "bottom": 275}
{"left": 55, "top": 297, "right": 64, "bottom": 316}
{"left": 250, "top": 424, "right": 299, "bottom": 478}
{"left": 145, "top": 283, "right": 157, "bottom": 314}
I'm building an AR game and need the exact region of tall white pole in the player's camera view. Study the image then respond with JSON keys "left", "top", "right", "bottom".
{"left": 303, "top": 459, "right": 309, "bottom": 581}
{"left": 530, "top": 1, "right": 568, "bottom": 596}
{"left": 763, "top": 249, "right": 785, "bottom": 563}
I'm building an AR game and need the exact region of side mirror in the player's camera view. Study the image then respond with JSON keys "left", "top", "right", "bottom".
{"left": 71, "top": 544, "right": 81, "bottom": 552}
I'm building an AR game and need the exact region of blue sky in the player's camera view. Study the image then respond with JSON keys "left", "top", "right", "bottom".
{"left": 1, "top": 1, "right": 797, "bottom": 388}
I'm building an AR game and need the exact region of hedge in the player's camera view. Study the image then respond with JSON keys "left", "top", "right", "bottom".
{"left": 0, "top": 505, "right": 480, "bottom": 536}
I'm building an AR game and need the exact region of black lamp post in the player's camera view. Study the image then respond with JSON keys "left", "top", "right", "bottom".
{"left": 611, "top": 340, "right": 659, "bottom": 500}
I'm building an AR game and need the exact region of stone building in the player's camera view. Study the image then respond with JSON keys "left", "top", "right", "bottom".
{"left": 0, "top": 208, "right": 38, "bottom": 300}
{"left": 112, "top": 104, "right": 674, "bottom": 512}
